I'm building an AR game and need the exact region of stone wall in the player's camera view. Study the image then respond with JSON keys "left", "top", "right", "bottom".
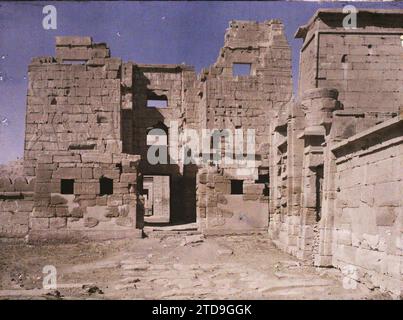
{"left": 22, "top": 36, "right": 143, "bottom": 242}
{"left": 24, "top": 37, "right": 124, "bottom": 177}
{"left": 0, "top": 177, "right": 35, "bottom": 240}
{"left": 196, "top": 166, "right": 268, "bottom": 235}
{"left": 269, "top": 87, "right": 402, "bottom": 298}
{"left": 269, "top": 10, "right": 403, "bottom": 298}
{"left": 268, "top": 88, "right": 340, "bottom": 259}
{"left": 19, "top": 21, "right": 294, "bottom": 238}
{"left": 201, "top": 20, "right": 292, "bottom": 157}
{"left": 28, "top": 152, "right": 142, "bottom": 242}
{"left": 194, "top": 20, "right": 292, "bottom": 234}
{"left": 296, "top": 9, "right": 403, "bottom": 121}
{"left": 328, "top": 115, "right": 402, "bottom": 298}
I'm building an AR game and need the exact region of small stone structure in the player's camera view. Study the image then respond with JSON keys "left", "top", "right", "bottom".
{"left": 0, "top": 9, "right": 402, "bottom": 297}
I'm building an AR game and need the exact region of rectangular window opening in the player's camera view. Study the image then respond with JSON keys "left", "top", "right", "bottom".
{"left": 231, "top": 180, "right": 243, "bottom": 195}
{"left": 147, "top": 95, "right": 168, "bottom": 108}
{"left": 233, "top": 63, "right": 251, "bottom": 77}
{"left": 61, "top": 179, "right": 74, "bottom": 195}
{"left": 100, "top": 177, "right": 114, "bottom": 195}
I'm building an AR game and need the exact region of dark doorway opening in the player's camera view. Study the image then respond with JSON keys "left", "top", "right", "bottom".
{"left": 255, "top": 171, "right": 270, "bottom": 196}
{"left": 315, "top": 165, "right": 324, "bottom": 222}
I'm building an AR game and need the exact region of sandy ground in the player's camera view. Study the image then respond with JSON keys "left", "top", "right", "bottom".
{"left": 0, "top": 232, "right": 392, "bottom": 300}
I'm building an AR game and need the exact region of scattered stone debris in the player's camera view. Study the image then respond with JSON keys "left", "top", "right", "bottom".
{"left": 45, "top": 290, "right": 62, "bottom": 299}
{"left": 181, "top": 234, "right": 204, "bottom": 247}
{"left": 82, "top": 284, "right": 104, "bottom": 295}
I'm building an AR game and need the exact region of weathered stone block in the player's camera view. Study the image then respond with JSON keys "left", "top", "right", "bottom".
{"left": 74, "top": 182, "right": 100, "bottom": 195}
{"left": 50, "top": 194, "right": 68, "bottom": 205}
{"left": 56, "top": 47, "right": 91, "bottom": 61}
{"left": 107, "top": 195, "right": 123, "bottom": 206}
{"left": 244, "top": 183, "right": 264, "bottom": 195}
{"left": 71, "top": 207, "right": 84, "bottom": 218}
{"left": 96, "top": 196, "right": 107, "bottom": 206}
{"left": 32, "top": 207, "right": 55, "bottom": 218}
{"left": 376, "top": 207, "right": 397, "bottom": 226}
{"left": 30, "top": 217, "right": 49, "bottom": 230}
{"left": 337, "top": 229, "right": 352, "bottom": 246}
{"left": 355, "top": 248, "right": 383, "bottom": 273}
{"left": 50, "top": 217, "right": 67, "bottom": 229}
{"left": 217, "top": 194, "right": 228, "bottom": 204}
{"left": 84, "top": 217, "right": 99, "bottom": 228}
{"left": 105, "top": 207, "right": 119, "bottom": 218}
{"left": 81, "top": 168, "right": 93, "bottom": 179}
{"left": 53, "top": 154, "right": 81, "bottom": 163}
{"left": 374, "top": 182, "right": 400, "bottom": 207}
{"left": 17, "top": 200, "right": 35, "bottom": 212}
{"left": 82, "top": 153, "right": 113, "bottom": 164}
{"left": 53, "top": 167, "right": 82, "bottom": 179}
{"left": 243, "top": 194, "right": 259, "bottom": 201}
{"left": 56, "top": 36, "right": 92, "bottom": 46}
{"left": 120, "top": 173, "right": 136, "bottom": 183}
{"left": 13, "top": 177, "right": 31, "bottom": 192}
{"left": 0, "top": 177, "right": 14, "bottom": 192}
{"left": 55, "top": 207, "right": 70, "bottom": 217}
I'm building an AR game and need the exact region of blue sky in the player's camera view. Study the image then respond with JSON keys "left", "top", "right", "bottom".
{"left": 0, "top": 1, "right": 401, "bottom": 164}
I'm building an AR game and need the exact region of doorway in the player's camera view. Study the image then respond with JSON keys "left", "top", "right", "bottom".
{"left": 142, "top": 175, "right": 170, "bottom": 223}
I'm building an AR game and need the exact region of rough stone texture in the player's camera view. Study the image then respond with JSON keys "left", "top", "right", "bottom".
{"left": 0, "top": 177, "right": 34, "bottom": 240}
{"left": 328, "top": 115, "right": 403, "bottom": 298}
{"left": 194, "top": 19, "right": 292, "bottom": 234}
{"left": 296, "top": 9, "right": 402, "bottom": 123}
{"left": 22, "top": 37, "right": 143, "bottom": 242}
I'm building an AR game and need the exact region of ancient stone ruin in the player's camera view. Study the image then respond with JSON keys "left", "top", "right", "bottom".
{"left": 0, "top": 9, "right": 402, "bottom": 297}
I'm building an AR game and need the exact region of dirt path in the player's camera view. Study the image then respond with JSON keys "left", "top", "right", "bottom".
{"left": 0, "top": 234, "right": 391, "bottom": 300}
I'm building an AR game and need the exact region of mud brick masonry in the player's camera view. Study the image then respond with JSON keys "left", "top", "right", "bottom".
{"left": 0, "top": 9, "right": 402, "bottom": 297}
